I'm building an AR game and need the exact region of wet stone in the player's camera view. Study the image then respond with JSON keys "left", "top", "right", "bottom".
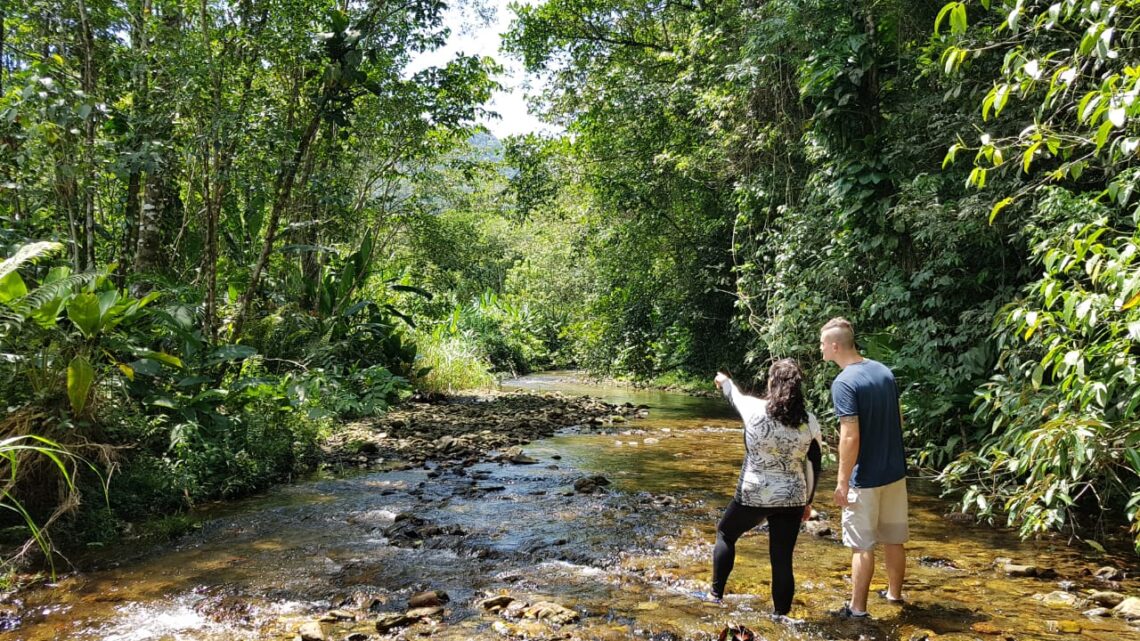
{"left": 408, "top": 590, "right": 449, "bottom": 609}
{"left": 1095, "top": 566, "right": 1126, "bottom": 581}
{"left": 376, "top": 613, "right": 418, "bottom": 632}
{"left": 481, "top": 595, "right": 515, "bottom": 613}
{"left": 318, "top": 609, "right": 354, "bottom": 622}
{"left": 1034, "top": 591, "right": 1079, "bottom": 608}
{"left": 1113, "top": 597, "right": 1140, "bottom": 620}
{"left": 1045, "top": 620, "right": 1082, "bottom": 634}
{"left": 1083, "top": 607, "right": 1113, "bottom": 617}
{"left": 298, "top": 621, "right": 328, "bottom": 641}
{"left": 803, "top": 520, "right": 832, "bottom": 537}
{"left": 1003, "top": 563, "right": 1039, "bottom": 577}
{"left": 405, "top": 605, "right": 445, "bottom": 618}
{"left": 1087, "top": 591, "right": 1125, "bottom": 607}
{"left": 521, "top": 601, "right": 580, "bottom": 624}
{"left": 918, "top": 556, "right": 961, "bottom": 569}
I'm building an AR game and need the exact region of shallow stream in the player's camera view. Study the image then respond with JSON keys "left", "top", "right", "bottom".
{"left": 7, "top": 372, "right": 1139, "bottom": 640}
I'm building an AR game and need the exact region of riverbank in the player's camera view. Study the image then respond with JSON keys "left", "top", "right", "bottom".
{"left": 321, "top": 390, "right": 649, "bottom": 471}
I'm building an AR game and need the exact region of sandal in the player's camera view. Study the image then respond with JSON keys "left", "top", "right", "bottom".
{"left": 830, "top": 603, "right": 870, "bottom": 619}
{"left": 877, "top": 589, "right": 905, "bottom": 604}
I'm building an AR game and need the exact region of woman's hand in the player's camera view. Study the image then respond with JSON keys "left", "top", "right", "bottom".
{"left": 801, "top": 504, "right": 813, "bottom": 522}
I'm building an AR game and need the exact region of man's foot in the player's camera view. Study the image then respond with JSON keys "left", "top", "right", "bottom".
{"left": 876, "top": 589, "right": 904, "bottom": 604}
{"left": 830, "top": 603, "right": 870, "bottom": 619}
{"left": 770, "top": 613, "right": 804, "bottom": 625}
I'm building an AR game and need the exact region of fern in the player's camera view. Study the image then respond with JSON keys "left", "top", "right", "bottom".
{"left": 15, "top": 272, "right": 100, "bottom": 315}
{"left": 0, "top": 242, "right": 64, "bottom": 281}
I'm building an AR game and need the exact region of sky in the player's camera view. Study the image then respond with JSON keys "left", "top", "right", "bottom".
{"left": 406, "top": 0, "right": 557, "bottom": 139}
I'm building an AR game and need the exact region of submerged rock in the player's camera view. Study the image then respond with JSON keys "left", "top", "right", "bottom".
{"left": 1003, "top": 563, "right": 1039, "bottom": 577}
{"left": 573, "top": 475, "right": 610, "bottom": 494}
{"left": 1113, "top": 597, "right": 1140, "bottom": 620}
{"left": 1034, "top": 591, "right": 1079, "bottom": 608}
{"left": 1087, "top": 591, "right": 1125, "bottom": 608}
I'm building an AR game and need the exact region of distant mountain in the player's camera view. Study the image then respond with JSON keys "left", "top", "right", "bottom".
{"left": 468, "top": 131, "right": 504, "bottom": 162}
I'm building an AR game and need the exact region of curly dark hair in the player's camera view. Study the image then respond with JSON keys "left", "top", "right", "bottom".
{"left": 766, "top": 358, "right": 808, "bottom": 427}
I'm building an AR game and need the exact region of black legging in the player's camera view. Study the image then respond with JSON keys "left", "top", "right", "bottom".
{"left": 712, "top": 501, "right": 803, "bottom": 614}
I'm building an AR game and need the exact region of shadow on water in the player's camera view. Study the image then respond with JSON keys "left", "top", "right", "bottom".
{"left": 7, "top": 372, "right": 1140, "bottom": 640}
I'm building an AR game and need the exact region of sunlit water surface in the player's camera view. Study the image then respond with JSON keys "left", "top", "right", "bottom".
{"left": 8, "top": 371, "right": 1138, "bottom": 641}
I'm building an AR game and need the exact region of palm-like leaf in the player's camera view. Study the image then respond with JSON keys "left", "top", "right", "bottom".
{"left": 14, "top": 271, "right": 100, "bottom": 315}
{"left": 0, "top": 242, "right": 64, "bottom": 281}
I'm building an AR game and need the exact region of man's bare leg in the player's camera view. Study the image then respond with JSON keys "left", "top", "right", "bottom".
{"left": 884, "top": 543, "right": 905, "bottom": 599}
{"left": 850, "top": 549, "right": 875, "bottom": 612}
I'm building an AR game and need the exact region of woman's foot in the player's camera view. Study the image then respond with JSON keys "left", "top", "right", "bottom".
{"left": 692, "top": 590, "right": 723, "bottom": 604}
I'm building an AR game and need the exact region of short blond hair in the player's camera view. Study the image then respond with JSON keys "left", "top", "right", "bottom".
{"left": 821, "top": 317, "right": 855, "bottom": 349}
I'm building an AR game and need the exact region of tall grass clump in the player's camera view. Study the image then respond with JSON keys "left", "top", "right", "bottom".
{"left": 414, "top": 328, "right": 496, "bottom": 393}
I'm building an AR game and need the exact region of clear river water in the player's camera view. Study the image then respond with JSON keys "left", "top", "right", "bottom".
{"left": 6, "top": 371, "right": 1139, "bottom": 641}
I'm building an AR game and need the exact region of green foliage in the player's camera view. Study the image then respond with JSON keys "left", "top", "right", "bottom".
{"left": 936, "top": 0, "right": 1140, "bottom": 210}
{"left": 943, "top": 189, "right": 1140, "bottom": 548}
{"left": 0, "top": 434, "right": 95, "bottom": 576}
{"left": 413, "top": 326, "right": 497, "bottom": 393}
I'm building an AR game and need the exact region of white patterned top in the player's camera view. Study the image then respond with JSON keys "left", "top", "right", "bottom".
{"left": 721, "top": 379, "right": 822, "bottom": 507}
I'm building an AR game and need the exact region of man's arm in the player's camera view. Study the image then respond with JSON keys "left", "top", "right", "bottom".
{"left": 833, "top": 416, "right": 860, "bottom": 507}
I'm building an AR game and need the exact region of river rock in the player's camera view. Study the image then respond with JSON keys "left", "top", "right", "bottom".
{"left": 1095, "top": 566, "right": 1125, "bottom": 581}
{"left": 298, "top": 621, "right": 328, "bottom": 641}
{"left": 1044, "top": 620, "right": 1082, "bottom": 633}
{"left": 1034, "top": 591, "right": 1079, "bottom": 608}
{"left": 1003, "top": 563, "right": 1039, "bottom": 577}
{"left": 409, "top": 590, "right": 449, "bottom": 608}
{"left": 1087, "top": 591, "right": 1125, "bottom": 607}
{"left": 918, "top": 556, "right": 961, "bottom": 570}
{"left": 1113, "top": 597, "right": 1140, "bottom": 620}
{"left": 521, "top": 601, "right": 580, "bottom": 624}
{"left": 375, "top": 613, "right": 418, "bottom": 632}
{"left": 970, "top": 621, "right": 1005, "bottom": 634}
{"left": 909, "top": 629, "right": 936, "bottom": 641}
{"left": 803, "top": 520, "right": 832, "bottom": 537}
{"left": 505, "top": 446, "right": 539, "bottom": 464}
{"left": 502, "top": 599, "right": 529, "bottom": 619}
{"left": 406, "top": 605, "right": 445, "bottom": 618}
{"left": 573, "top": 475, "right": 610, "bottom": 493}
{"left": 317, "top": 609, "right": 354, "bottom": 622}
{"left": 480, "top": 595, "right": 515, "bottom": 613}
{"left": 1083, "top": 607, "right": 1112, "bottom": 617}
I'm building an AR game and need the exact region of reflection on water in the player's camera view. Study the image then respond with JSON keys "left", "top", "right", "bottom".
{"left": 8, "top": 373, "right": 1140, "bottom": 641}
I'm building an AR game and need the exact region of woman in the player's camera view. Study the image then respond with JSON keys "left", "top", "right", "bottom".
{"left": 710, "top": 359, "right": 823, "bottom": 621}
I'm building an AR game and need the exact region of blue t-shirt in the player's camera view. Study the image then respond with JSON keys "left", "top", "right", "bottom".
{"left": 831, "top": 359, "right": 906, "bottom": 488}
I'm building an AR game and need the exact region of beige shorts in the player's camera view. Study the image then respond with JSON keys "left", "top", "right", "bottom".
{"left": 841, "top": 477, "right": 909, "bottom": 550}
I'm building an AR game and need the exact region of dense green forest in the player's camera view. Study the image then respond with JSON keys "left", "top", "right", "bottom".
{"left": 1, "top": 0, "right": 1139, "bottom": 575}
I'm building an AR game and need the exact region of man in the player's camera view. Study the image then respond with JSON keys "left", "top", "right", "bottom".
{"left": 819, "top": 317, "right": 908, "bottom": 618}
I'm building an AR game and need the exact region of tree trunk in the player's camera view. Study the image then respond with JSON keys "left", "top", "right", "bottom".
{"left": 76, "top": 0, "right": 97, "bottom": 270}
{"left": 123, "top": 170, "right": 141, "bottom": 270}
{"left": 230, "top": 112, "right": 322, "bottom": 341}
